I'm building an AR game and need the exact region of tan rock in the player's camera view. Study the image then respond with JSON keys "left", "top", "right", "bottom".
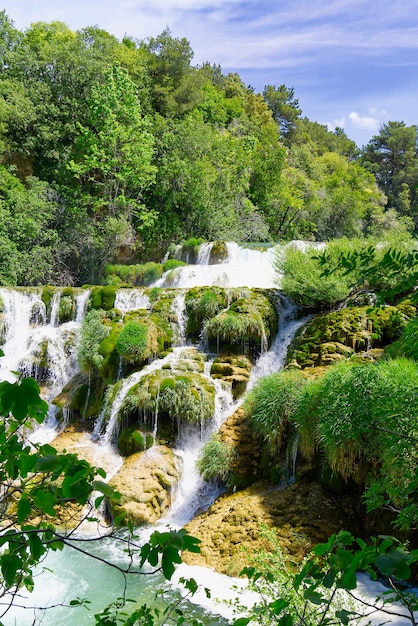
{"left": 184, "top": 479, "right": 356, "bottom": 576}
{"left": 109, "top": 445, "right": 180, "bottom": 525}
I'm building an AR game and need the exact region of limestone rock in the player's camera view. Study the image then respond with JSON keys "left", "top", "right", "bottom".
{"left": 184, "top": 479, "right": 356, "bottom": 576}
{"left": 109, "top": 445, "right": 180, "bottom": 525}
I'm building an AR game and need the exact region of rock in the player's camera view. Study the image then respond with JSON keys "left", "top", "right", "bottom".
{"left": 289, "top": 305, "right": 413, "bottom": 369}
{"left": 216, "top": 407, "right": 263, "bottom": 489}
{"left": 184, "top": 478, "right": 357, "bottom": 576}
{"left": 108, "top": 445, "right": 180, "bottom": 525}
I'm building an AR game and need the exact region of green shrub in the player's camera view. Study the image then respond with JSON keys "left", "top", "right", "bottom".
{"left": 162, "top": 259, "right": 186, "bottom": 272}
{"left": 385, "top": 315, "right": 418, "bottom": 360}
{"left": 59, "top": 294, "right": 75, "bottom": 323}
{"left": 313, "top": 361, "right": 380, "bottom": 481}
{"left": 104, "top": 263, "right": 164, "bottom": 286}
{"left": 197, "top": 434, "right": 237, "bottom": 484}
{"left": 78, "top": 309, "right": 109, "bottom": 375}
{"left": 278, "top": 245, "right": 352, "bottom": 309}
{"left": 245, "top": 370, "right": 306, "bottom": 459}
{"left": 291, "top": 357, "right": 418, "bottom": 530}
{"left": 116, "top": 322, "right": 148, "bottom": 364}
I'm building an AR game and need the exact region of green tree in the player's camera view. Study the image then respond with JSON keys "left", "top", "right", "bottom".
{"left": 65, "top": 64, "right": 157, "bottom": 280}
{"left": 361, "top": 121, "right": 418, "bottom": 229}
{"left": 141, "top": 28, "right": 203, "bottom": 117}
{"left": 0, "top": 166, "right": 65, "bottom": 285}
{"left": 263, "top": 84, "right": 302, "bottom": 141}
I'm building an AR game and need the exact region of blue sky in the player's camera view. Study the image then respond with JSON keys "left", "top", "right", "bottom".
{"left": 2, "top": 0, "right": 417, "bottom": 147}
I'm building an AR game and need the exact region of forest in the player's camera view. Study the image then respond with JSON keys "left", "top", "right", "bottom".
{"left": 0, "top": 10, "right": 417, "bottom": 286}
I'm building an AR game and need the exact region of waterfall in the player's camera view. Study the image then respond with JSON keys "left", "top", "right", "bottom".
{"left": 247, "top": 295, "right": 312, "bottom": 388}
{"left": 75, "top": 289, "right": 91, "bottom": 323}
{"left": 171, "top": 290, "right": 188, "bottom": 346}
{"left": 152, "top": 242, "right": 282, "bottom": 288}
{"left": 0, "top": 288, "right": 45, "bottom": 382}
{"left": 114, "top": 288, "right": 151, "bottom": 312}
{"left": 0, "top": 288, "right": 90, "bottom": 442}
{"left": 196, "top": 242, "right": 213, "bottom": 265}
{"left": 166, "top": 357, "right": 236, "bottom": 527}
{"left": 164, "top": 297, "right": 308, "bottom": 528}
{"left": 0, "top": 246, "right": 344, "bottom": 626}
{"left": 48, "top": 291, "right": 61, "bottom": 326}
{"left": 97, "top": 349, "right": 184, "bottom": 446}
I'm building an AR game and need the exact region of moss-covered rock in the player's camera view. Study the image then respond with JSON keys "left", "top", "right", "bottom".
{"left": 108, "top": 446, "right": 180, "bottom": 525}
{"left": 115, "top": 349, "right": 216, "bottom": 444}
{"left": 185, "top": 287, "right": 230, "bottom": 338}
{"left": 209, "top": 241, "right": 228, "bottom": 264}
{"left": 52, "top": 373, "right": 105, "bottom": 425}
{"left": 210, "top": 355, "right": 252, "bottom": 400}
{"left": 289, "top": 305, "right": 414, "bottom": 368}
{"left": 204, "top": 290, "right": 278, "bottom": 358}
{"left": 118, "top": 426, "right": 154, "bottom": 456}
{"left": 89, "top": 286, "right": 118, "bottom": 311}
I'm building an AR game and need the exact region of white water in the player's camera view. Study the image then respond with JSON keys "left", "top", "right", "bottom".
{"left": 153, "top": 242, "right": 280, "bottom": 288}
{"left": 96, "top": 348, "right": 186, "bottom": 445}
{"left": 114, "top": 288, "right": 151, "bottom": 312}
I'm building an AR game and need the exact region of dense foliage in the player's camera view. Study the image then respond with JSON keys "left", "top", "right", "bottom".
{"left": 0, "top": 11, "right": 416, "bottom": 286}
{"left": 245, "top": 357, "right": 418, "bottom": 532}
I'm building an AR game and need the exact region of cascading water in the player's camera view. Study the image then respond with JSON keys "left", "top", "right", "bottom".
{"left": 2, "top": 242, "right": 416, "bottom": 626}
{"left": 171, "top": 290, "right": 188, "bottom": 346}
{"left": 96, "top": 348, "right": 186, "bottom": 446}
{"left": 0, "top": 288, "right": 90, "bottom": 441}
{"left": 152, "top": 242, "right": 281, "bottom": 288}
{"left": 114, "top": 288, "right": 151, "bottom": 312}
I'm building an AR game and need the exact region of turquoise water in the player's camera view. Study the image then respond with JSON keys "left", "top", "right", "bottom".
{"left": 2, "top": 537, "right": 233, "bottom": 626}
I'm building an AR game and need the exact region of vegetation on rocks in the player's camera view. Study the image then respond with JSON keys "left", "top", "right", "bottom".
{"left": 115, "top": 349, "right": 216, "bottom": 444}
{"left": 203, "top": 290, "right": 278, "bottom": 357}
{"left": 288, "top": 303, "right": 415, "bottom": 368}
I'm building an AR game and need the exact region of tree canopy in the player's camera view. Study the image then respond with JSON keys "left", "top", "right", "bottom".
{"left": 0, "top": 11, "right": 415, "bottom": 285}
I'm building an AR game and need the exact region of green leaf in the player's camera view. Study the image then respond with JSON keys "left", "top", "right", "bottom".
{"left": 32, "top": 490, "right": 57, "bottom": 516}
{"left": 34, "top": 453, "right": 62, "bottom": 473}
{"left": 303, "top": 589, "right": 325, "bottom": 605}
{"left": 17, "top": 495, "right": 31, "bottom": 523}
{"left": 28, "top": 533, "right": 45, "bottom": 561}
{"left": 269, "top": 598, "right": 289, "bottom": 613}
{"left": 92, "top": 480, "right": 117, "bottom": 498}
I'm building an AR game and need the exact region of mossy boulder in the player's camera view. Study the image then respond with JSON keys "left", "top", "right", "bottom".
{"left": 104, "top": 262, "right": 163, "bottom": 287}
{"left": 118, "top": 426, "right": 154, "bottom": 456}
{"left": 185, "top": 287, "right": 230, "bottom": 338}
{"left": 108, "top": 446, "right": 180, "bottom": 525}
{"left": 116, "top": 349, "right": 215, "bottom": 444}
{"left": 210, "top": 355, "right": 252, "bottom": 400}
{"left": 289, "top": 305, "right": 414, "bottom": 368}
{"left": 89, "top": 286, "right": 118, "bottom": 311}
{"left": 204, "top": 290, "right": 278, "bottom": 358}
{"left": 209, "top": 241, "right": 228, "bottom": 264}
{"left": 52, "top": 373, "right": 104, "bottom": 425}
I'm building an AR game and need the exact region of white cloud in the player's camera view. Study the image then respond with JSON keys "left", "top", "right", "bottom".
{"left": 348, "top": 111, "right": 380, "bottom": 130}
